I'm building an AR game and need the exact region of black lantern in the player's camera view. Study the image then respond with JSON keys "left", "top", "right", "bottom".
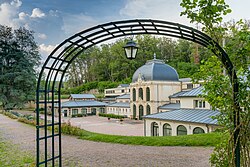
{"left": 123, "top": 39, "right": 138, "bottom": 59}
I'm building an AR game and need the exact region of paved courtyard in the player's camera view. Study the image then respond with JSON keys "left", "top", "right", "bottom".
{"left": 17, "top": 110, "right": 144, "bottom": 136}
{"left": 62, "top": 116, "right": 144, "bottom": 136}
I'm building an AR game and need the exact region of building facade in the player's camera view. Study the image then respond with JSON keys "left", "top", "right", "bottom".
{"left": 144, "top": 109, "right": 219, "bottom": 136}
{"left": 129, "top": 58, "right": 181, "bottom": 119}
{"left": 56, "top": 94, "right": 107, "bottom": 117}
{"left": 104, "top": 84, "right": 130, "bottom": 97}
{"left": 103, "top": 58, "right": 219, "bottom": 136}
{"left": 106, "top": 94, "right": 131, "bottom": 117}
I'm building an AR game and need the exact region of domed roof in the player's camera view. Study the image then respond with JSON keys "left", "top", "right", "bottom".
{"left": 132, "top": 59, "right": 179, "bottom": 83}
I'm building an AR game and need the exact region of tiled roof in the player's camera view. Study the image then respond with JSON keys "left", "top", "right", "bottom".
{"left": 179, "top": 86, "right": 204, "bottom": 97}
{"left": 179, "top": 78, "right": 192, "bottom": 82}
{"left": 70, "top": 94, "right": 95, "bottom": 99}
{"left": 59, "top": 100, "right": 107, "bottom": 108}
{"left": 119, "top": 84, "right": 130, "bottom": 87}
{"left": 132, "top": 59, "right": 179, "bottom": 82}
{"left": 159, "top": 103, "right": 180, "bottom": 110}
{"left": 116, "top": 94, "right": 130, "bottom": 99}
{"left": 107, "top": 102, "right": 130, "bottom": 108}
{"left": 170, "top": 86, "right": 204, "bottom": 98}
{"left": 143, "top": 109, "right": 219, "bottom": 125}
{"left": 169, "top": 91, "right": 188, "bottom": 98}
{"left": 102, "top": 97, "right": 116, "bottom": 101}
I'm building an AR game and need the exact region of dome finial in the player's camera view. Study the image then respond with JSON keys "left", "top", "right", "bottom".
{"left": 153, "top": 53, "right": 156, "bottom": 60}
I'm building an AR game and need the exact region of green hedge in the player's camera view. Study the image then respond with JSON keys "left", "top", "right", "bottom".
{"left": 99, "top": 113, "right": 125, "bottom": 119}
{"left": 72, "top": 113, "right": 84, "bottom": 118}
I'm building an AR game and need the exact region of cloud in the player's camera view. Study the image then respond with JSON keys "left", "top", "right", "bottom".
{"left": 37, "top": 33, "right": 47, "bottom": 40}
{"left": 18, "top": 11, "right": 29, "bottom": 20}
{"left": 0, "top": 0, "right": 22, "bottom": 28}
{"left": 31, "top": 8, "right": 46, "bottom": 18}
{"left": 120, "top": 0, "right": 191, "bottom": 25}
{"left": 39, "top": 44, "right": 57, "bottom": 56}
{"left": 0, "top": 1, "right": 46, "bottom": 31}
{"left": 10, "top": 0, "right": 22, "bottom": 7}
{"left": 62, "top": 13, "right": 98, "bottom": 35}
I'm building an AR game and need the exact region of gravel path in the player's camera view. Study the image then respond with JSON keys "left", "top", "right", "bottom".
{"left": 0, "top": 114, "right": 213, "bottom": 167}
{"left": 62, "top": 116, "right": 144, "bottom": 136}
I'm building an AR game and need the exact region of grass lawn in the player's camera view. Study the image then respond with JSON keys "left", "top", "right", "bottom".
{"left": 61, "top": 123, "right": 225, "bottom": 147}
{"left": 79, "top": 130, "right": 224, "bottom": 146}
{"left": 0, "top": 137, "right": 35, "bottom": 167}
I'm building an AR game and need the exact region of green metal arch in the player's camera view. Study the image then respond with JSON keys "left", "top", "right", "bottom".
{"left": 36, "top": 19, "right": 240, "bottom": 166}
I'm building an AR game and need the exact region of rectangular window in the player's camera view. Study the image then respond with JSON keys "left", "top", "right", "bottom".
{"left": 187, "top": 84, "right": 193, "bottom": 89}
{"left": 194, "top": 100, "right": 206, "bottom": 108}
{"left": 195, "top": 100, "right": 198, "bottom": 107}
{"left": 199, "top": 101, "right": 202, "bottom": 108}
{"left": 72, "top": 109, "right": 78, "bottom": 115}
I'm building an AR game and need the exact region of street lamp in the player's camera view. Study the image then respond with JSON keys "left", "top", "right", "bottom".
{"left": 123, "top": 39, "right": 138, "bottom": 59}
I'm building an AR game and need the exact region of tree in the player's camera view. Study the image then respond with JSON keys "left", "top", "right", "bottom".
{"left": 181, "top": 0, "right": 250, "bottom": 166}
{"left": 0, "top": 25, "right": 40, "bottom": 109}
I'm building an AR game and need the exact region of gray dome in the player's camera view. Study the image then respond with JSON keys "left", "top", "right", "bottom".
{"left": 132, "top": 59, "right": 179, "bottom": 82}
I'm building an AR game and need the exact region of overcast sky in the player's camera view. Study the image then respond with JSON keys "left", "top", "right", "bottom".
{"left": 0, "top": 0, "right": 249, "bottom": 60}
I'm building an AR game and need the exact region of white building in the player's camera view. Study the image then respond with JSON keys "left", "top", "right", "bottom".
{"left": 143, "top": 86, "right": 220, "bottom": 136}
{"left": 56, "top": 94, "right": 107, "bottom": 117}
{"left": 144, "top": 109, "right": 219, "bottom": 136}
{"left": 106, "top": 94, "right": 131, "bottom": 117}
{"left": 130, "top": 58, "right": 181, "bottom": 120}
{"left": 104, "top": 84, "right": 130, "bottom": 97}
{"left": 104, "top": 58, "right": 220, "bottom": 136}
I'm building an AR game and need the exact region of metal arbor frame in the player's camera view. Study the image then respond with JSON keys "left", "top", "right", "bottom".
{"left": 36, "top": 19, "right": 240, "bottom": 166}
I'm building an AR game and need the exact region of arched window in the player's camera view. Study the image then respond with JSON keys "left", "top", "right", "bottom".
{"left": 193, "top": 127, "right": 205, "bottom": 134}
{"left": 163, "top": 123, "right": 172, "bottom": 136}
{"left": 133, "top": 104, "right": 136, "bottom": 119}
{"left": 146, "top": 105, "right": 150, "bottom": 115}
{"left": 177, "top": 125, "right": 187, "bottom": 136}
{"left": 151, "top": 122, "right": 159, "bottom": 136}
{"left": 139, "top": 88, "right": 143, "bottom": 100}
{"left": 146, "top": 87, "right": 150, "bottom": 101}
{"left": 133, "top": 88, "right": 136, "bottom": 101}
{"left": 139, "top": 105, "right": 144, "bottom": 120}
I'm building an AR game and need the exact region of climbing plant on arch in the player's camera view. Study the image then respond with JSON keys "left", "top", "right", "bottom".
{"left": 36, "top": 19, "right": 240, "bottom": 166}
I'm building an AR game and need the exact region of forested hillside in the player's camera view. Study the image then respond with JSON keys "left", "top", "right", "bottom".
{"left": 63, "top": 35, "right": 212, "bottom": 91}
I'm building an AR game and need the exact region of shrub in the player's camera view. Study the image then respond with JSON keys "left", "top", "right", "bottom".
{"left": 22, "top": 114, "right": 34, "bottom": 120}
{"left": 99, "top": 113, "right": 125, "bottom": 119}
{"left": 77, "top": 114, "right": 83, "bottom": 117}
{"left": 61, "top": 121, "right": 82, "bottom": 136}
{"left": 72, "top": 115, "right": 77, "bottom": 118}
{"left": 39, "top": 108, "right": 44, "bottom": 111}
{"left": 210, "top": 139, "right": 230, "bottom": 167}
{"left": 18, "top": 117, "right": 36, "bottom": 126}
{"left": 3, "top": 111, "right": 18, "bottom": 119}
{"left": 10, "top": 111, "right": 22, "bottom": 117}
